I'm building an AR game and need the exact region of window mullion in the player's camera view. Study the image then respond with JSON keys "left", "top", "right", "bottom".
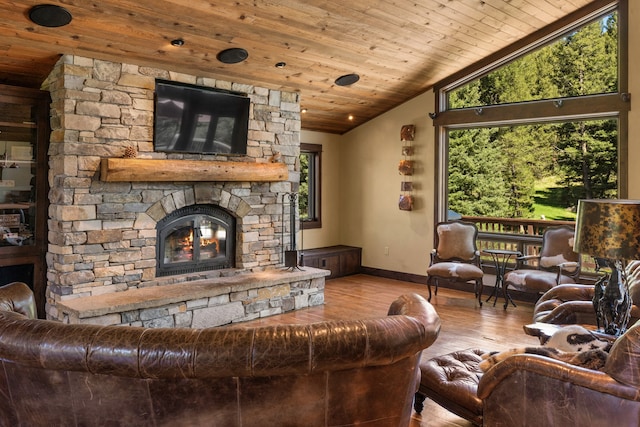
{"left": 434, "top": 93, "right": 628, "bottom": 128}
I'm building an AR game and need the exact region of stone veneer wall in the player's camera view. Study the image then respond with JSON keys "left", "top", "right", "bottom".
{"left": 43, "top": 55, "right": 301, "bottom": 320}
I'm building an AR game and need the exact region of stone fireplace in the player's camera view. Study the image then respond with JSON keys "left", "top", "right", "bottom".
{"left": 43, "top": 55, "right": 327, "bottom": 325}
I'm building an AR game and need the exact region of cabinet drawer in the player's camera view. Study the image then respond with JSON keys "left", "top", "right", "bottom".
{"left": 301, "top": 246, "right": 361, "bottom": 279}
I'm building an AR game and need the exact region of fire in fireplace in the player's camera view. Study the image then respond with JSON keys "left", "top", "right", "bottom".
{"left": 156, "top": 204, "right": 235, "bottom": 276}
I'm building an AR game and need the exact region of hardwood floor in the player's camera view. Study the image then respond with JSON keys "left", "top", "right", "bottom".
{"left": 240, "top": 273, "right": 541, "bottom": 427}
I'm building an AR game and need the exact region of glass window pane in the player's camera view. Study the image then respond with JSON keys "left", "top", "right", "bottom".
{"left": 447, "top": 12, "right": 618, "bottom": 109}
{"left": 0, "top": 103, "right": 38, "bottom": 247}
{"left": 447, "top": 119, "right": 618, "bottom": 220}
{"left": 299, "top": 152, "right": 311, "bottom": 220}
{"left": 299, "top": 143, "right": 321, "bottom": 229}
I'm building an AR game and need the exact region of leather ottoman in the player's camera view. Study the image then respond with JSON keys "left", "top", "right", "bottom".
{"left": 414, "top": 349, "right": 485, "bottom": 426}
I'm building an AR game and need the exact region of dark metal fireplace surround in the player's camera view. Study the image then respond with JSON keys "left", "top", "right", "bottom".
{"left": 157, "top": 204, "right": 235, "bottom": 276}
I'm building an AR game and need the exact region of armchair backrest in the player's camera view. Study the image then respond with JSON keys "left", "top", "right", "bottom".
{"left": 434, "top": 220, "right": 479, "bottom": 263}
{"left": 538, "top": 225, "right": 580, "bottom": 273}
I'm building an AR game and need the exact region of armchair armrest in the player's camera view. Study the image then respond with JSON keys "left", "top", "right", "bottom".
{"left": 557, "top": 261, "right": 579, "bottom": 274}
{"left": 514, "top": 254, "right": 540, "bottom": 268}
{"left": 477, "top": 354, "right": 640, "bottom": 402}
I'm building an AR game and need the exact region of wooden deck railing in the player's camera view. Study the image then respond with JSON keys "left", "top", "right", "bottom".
{"left": 460, "top": 216, "right": 598, "bottom": 279}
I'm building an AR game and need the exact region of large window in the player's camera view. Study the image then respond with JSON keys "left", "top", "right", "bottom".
{"left": 433, "top": 0, "right": 628, "bottom": 223}
{"left": 448, "top": 119, "right": 618, "bottom": 220}
{"left": 299, "top": 143, "right": 321, "bottom": 229}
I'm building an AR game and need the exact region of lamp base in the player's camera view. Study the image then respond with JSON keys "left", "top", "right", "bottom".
{"left": 593, "top": 260, "right": 632, "bottom": 336}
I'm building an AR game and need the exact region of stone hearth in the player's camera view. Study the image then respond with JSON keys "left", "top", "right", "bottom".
{"left": 57, "top": 268, "right": 329, "bottom": 327}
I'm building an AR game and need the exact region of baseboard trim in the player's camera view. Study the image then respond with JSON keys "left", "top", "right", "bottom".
{"left": 359, "top": 267, "right": 426, "bottom": 285}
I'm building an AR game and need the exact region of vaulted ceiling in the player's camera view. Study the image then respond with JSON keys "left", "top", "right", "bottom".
{"left": 0, "top": 1, "right": 597, "bottom": 134}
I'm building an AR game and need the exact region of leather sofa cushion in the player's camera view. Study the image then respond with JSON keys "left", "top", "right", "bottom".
{"left": 418, "top": 348, "right": 485, "bottom": 421}
{"left": 505, "top": 269, "right": 574, "bottom": 292}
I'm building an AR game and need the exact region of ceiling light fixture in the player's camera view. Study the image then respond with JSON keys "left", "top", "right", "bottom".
{"left": 348, "top": 114, "right": 354, "bottom": 121}
{"left": 171, "top": 38, "right": 185, "bottom": 47}
{"left": 28, "top": 4, "right": 72, "bottom": 27}
{"left": 335, "top": 73, "right": 360, "bottom": 86}
{"left": 275, "top": 62, "right": 286, "bottom": 68}
{"left": 301, "top": 108, "right": 308, "bottom": 114}
{"left": 217, "top": 48, "right": 249, "bottom": 64}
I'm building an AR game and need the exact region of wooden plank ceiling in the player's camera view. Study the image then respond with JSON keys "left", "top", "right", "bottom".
{"left": 0, "top": 0, "right": 594, "bottom": 134}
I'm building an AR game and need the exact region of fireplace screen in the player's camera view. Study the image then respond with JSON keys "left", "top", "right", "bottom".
{"left": 157, "top": 205, "right": 235, "bottom": 276}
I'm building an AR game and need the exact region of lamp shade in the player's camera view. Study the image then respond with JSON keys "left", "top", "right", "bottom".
{"left": 574, "top": 199, "right": 640, "bottom": 260}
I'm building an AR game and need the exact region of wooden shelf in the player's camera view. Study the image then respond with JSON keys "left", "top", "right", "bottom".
{"left": 100, "top": 158, "right": 289, "bottom": 182}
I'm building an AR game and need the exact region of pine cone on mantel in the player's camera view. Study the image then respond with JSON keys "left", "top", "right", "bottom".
{"left": 123, "top": 146, "right": 138, "bottom": 158}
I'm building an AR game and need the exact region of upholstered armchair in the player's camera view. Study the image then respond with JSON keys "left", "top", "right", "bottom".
{"left": 503, "top": 225, "right": 580, "bottom": 295}
{"left": 477, "top": 318, "right": 640, "bottom": 426}
{"left": 426, "top": 220, "right": 484, "bottom": 305}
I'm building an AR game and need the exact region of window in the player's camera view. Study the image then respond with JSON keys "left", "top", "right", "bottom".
{"left": 433, "top": 1, "right": 628, "bottom": 223}
{"left": 299, "top": 143, "right": 321, "bottom": 229}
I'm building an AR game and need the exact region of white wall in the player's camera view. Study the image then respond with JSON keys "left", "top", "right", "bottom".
{"left": 338, "top": 92, "right": 435, "bottom": 276}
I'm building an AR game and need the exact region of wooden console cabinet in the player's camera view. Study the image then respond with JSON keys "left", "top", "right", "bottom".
{"left": 301, "top": 245, "right": 361, "bottom": 279}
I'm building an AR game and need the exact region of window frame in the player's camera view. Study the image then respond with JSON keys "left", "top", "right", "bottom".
{"left": 431, "top": 0, "right": 629, "bottom": 223}
{"left": 300, "top": 143, "right": 322, "bottom": 230}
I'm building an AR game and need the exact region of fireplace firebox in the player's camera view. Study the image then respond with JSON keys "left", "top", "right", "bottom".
{"left": 157, "top": 205, "right": 235, "bottom": 276}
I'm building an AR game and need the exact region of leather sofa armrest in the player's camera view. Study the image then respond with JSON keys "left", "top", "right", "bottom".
{"left": 477, "top": 354, "right": 640, "bottom": 402}
{"left": 536, "top": 284, "right": 594, "bottom": 305}
{"left": 0, "top": 282, "right": 36, "bottom": 319}
{"left": 533, "top": 300, "right": 598, "bottom": 324}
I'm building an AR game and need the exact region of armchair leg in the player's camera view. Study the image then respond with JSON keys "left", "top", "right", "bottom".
{"left": 475, "top": 279, "right": 483, "bottom": 307}
{"left": 426, "top": 277, "right": 433, "bottom": 301}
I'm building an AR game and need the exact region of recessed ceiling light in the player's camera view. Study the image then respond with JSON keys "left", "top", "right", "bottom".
{"left": 301, "top": 108, "right": 308, "bottom": 114}
{"left": 28, "top": 4, "right": 72, "bottom": 27}
{"left": 348, "top": 114, "right": 354, "bottom": 121}
{"left": 171, "top": 39, "right": 185, "bottom": 47}
{"left": 335, "top": 73, "right": 360, "bottom": 86}
{"left": 275, "top": 62, "right": 286, "bottom": 68}
{"left": 217, "top": 48, "right": 249, "bottom": 64}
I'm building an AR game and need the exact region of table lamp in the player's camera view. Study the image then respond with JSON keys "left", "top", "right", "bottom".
{"left": 573, "top": 199, "right": 640, "bottom": 336}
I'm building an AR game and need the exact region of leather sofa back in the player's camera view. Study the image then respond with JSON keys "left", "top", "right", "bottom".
{"left": 0, "top": 282, "right": 441, "bottom": 426}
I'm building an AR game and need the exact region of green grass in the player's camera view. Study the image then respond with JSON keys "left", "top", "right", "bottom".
{"left": 532, "top": 176, "right": 577, "bottom": 221}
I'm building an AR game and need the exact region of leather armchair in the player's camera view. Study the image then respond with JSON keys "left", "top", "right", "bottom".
{"left": 426, "top": 220, "right": 484, "bottom": 305}
{"left": 477, "top": 318, "right": 640, "bottom": 426}
{"left": 504, "top": 225, "right": 580, "bottom": 295}
{"left": 533, "top": 260, "right": 640, "bottom": 326}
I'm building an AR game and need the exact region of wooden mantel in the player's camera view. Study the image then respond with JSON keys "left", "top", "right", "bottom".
{"left": 100, "top": 158, "right": 289, "bottom": 182}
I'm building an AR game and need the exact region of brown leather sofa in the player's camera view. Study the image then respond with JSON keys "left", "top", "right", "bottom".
{"left": 478, "top": 318, "right": 640, "bottom": 426}
{"left": 417, "top": 318, "right": 640, "bottom": 426}
{"left": 0, "top": 282, "right": 441, "bottom": 427}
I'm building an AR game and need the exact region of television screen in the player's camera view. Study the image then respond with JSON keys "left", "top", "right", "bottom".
{"left": 154, "top": 80, "right": 249, "bottom": 155}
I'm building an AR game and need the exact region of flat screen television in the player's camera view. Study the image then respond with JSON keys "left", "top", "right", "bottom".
{"left": 153, "top": 79, "right": 250, "bottom": 155}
